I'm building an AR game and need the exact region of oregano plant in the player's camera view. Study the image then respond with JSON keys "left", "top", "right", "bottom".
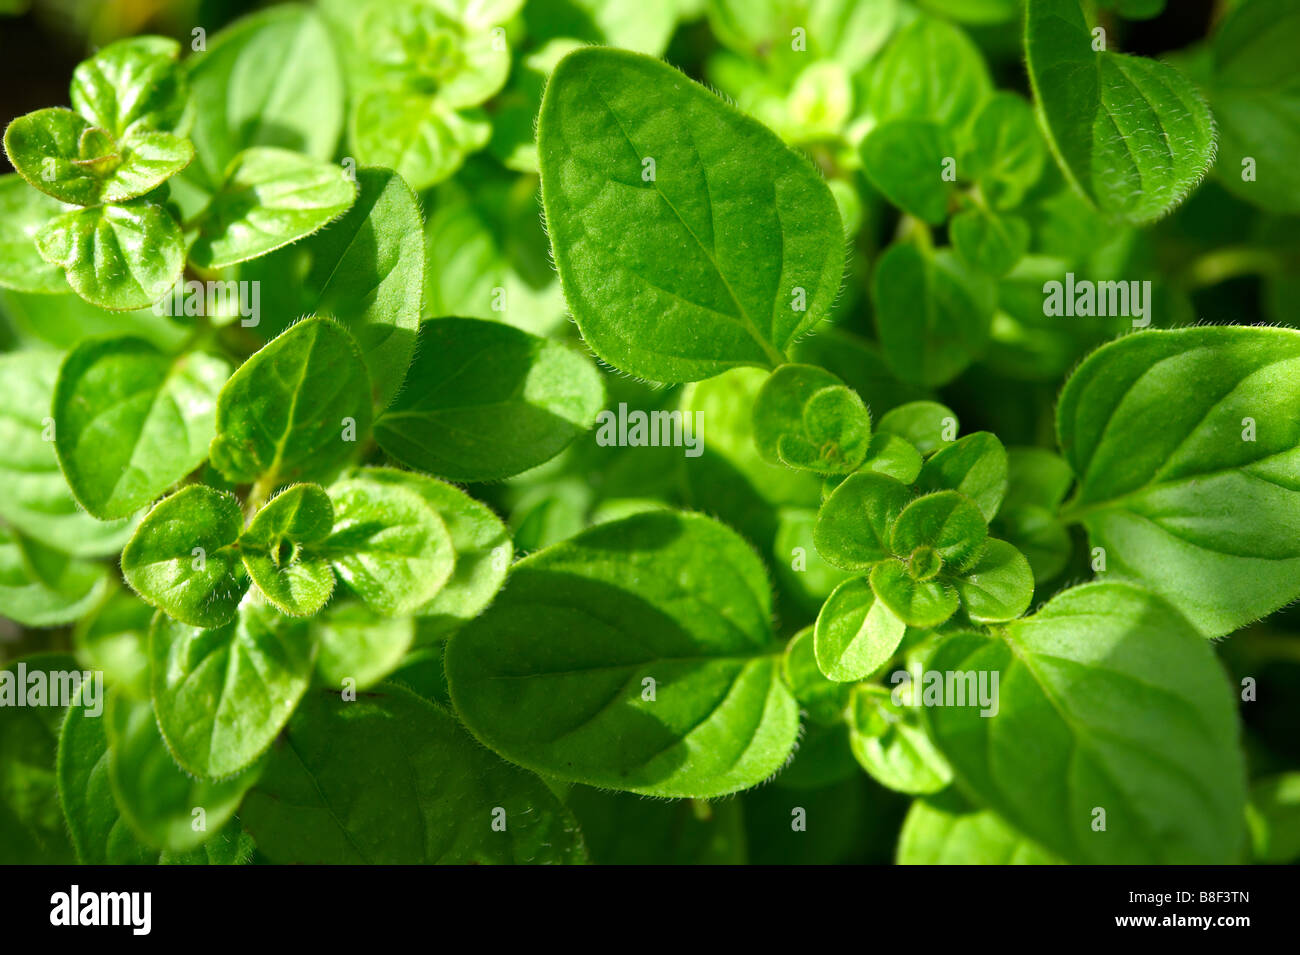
{"left": 1, "top": 0, "right": 1297, "bottom": 872}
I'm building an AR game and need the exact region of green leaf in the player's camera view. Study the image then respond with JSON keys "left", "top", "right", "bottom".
{"left": 184, "top": 5, "right": 343, "bottom": 190}
{"left": 898, "top": 791, "right": 1061, "bottom": 864}
{"left": 876, "top": 401, "right": 958, "bottom": 456}
{"left": 953, "top": 538, "right": 1033, "bottom": 623}
{"left": 923, "top": 581, "right": 1247, "bottom": 864}
{"left": 190, "top": 147, "right": 355, "bottom": 269}
{"left": 240, "top": 483, "right": 335, "bottom": 617}
{"left": 950, "top": 206, "right": 1030, "bottom": 277}
{"left": 105, "top": 692, "right": 260, "bottom": 852}
{"left": 352, "top": 467, "right": 512, "bottom": 637}
{"left": 70, "top": 36, "right": 191, "bottom": 138}
{"left": 53, "top": 337, "right": 228, "bottom": 520}
{"left": 867, "top": 15, "right": 991, "bottom": 137}
{"left": 35, "top": 200, "right": 184, "bottom": 310}
{"left": 121, "top": 485, "right": 249, "bottom": 629}
{"left": 58, "top": 690, "right": 253, "bottom": 864}
{"left": 754, "top": 364, "right": 871, "bottom": 475}
{"left": 210, "top": 317, "right": 372, "bottom": 487}
{"left": 0, "top": 174, "right": 69, "bottom": 293}
{"left": 150, "top": 602, "right": 316, "bottom": 778}
{"left": 0, "top": 351, "right": 134, "bottom": 555}
{"left": 537, "top": 47, "right": 843, "bottom": 382}
{"left": 872, "top": 244, "right": 995, "bottom": 387}
{"left": 858, "top": 432, "right": 924, "bottom": 484}
{"left": 0, "top": 527, "right": 107, "bottom": 627}
{"left": 350, "top": 92, "right": 491, "bottom": 192}
{"left": 312, "top": 601, "right": 414, "bottom": 689}
{"left": 1206, "top": 0, "right": 1300, "bottom": 213}
{"left": 249, "top": 168, "right": 423, "bottom": 409}
{"left": 915, "top": 431, "right": 1008, "bottom": 522}
{"left": 962, "top": 92, "right": 1047, "bottom": 210}
{"left": 320, "top": 477, "right": 455, "bottom": 617}
{"left": 869, "top": 559, "right": 959, "bottom": 628}
{"left": 0, "top": 655, "right": 78, "bottom": 863}
{"left": 891, "top": 490, "right": 988, "bottom": 572}
{"left": 1025, "top": 0, "right": 1216, "bottom": 223}
{"left": 781, "top": 625, "right": 852, "bottom": 724}
{"left": 375, "top": 318, "right": 604, "bottom": 482}
{"left": 848, "top": 685, "right": 952, "bottom": 795}
{"left": 814, "top": 577, "right": 906, "bottom": 682}
{"left": 4, "top": 107, "right": 193, "bottom": 206}
{"left": 859, "top": 120, "right": 956, "bottom": 225}
{"left": 243, "top": 684, "right": 588, "bottom": 864}
{"left": 815, "top": 472, "right": 913, "bottom": 571}
{"left": 446, "top": 510, "right": 800, "bottom": 798}
{"left": 1056, "top": 326, "right": 1300, "bottom": 637}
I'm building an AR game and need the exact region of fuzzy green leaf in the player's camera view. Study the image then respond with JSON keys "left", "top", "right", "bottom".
{"left": 150, "top": 603, "right": 316, "bottom": 778}
{"left": 248, "top": 168, "right": 423, "bottom": 409}
{"left": 53, "top": 337, "right": 228, "bottom": 520}
{"left": 1025, "top": 0, "right": 1216, "bottom": 223}
{"left": 320, "top": 477, "right": 455, "bottom": 617}
{"left": 121, "top": 485, "right": 249, "bottom": 629}
{"left": 891, "top": 490, "right": 988, "bottom": 572}
{"left": 351, "top": 467, "right": 512, "bottom": 636}
{"left": 4, "top": 108, "right": 193, "bottom": 205}
{"left": 923, "top": 581, "right": 1247, "bottom": 864}
{"left": 1057, "top": 326, "right": 1300, "bottom": 637}
{"left": 915, "top": 431, "right": 1008, "bottom": 522}
{"left": 312, "top": 602, "right": 414, "bottom": 689}
{"left": 241, "top": 483, "right": 336, "bottom": 617}
{"left": 35, "top": 200, "right": 184, "bottom": 310}
{"left": 210, "top": 318, "right": 372, "bottom": 487}
{"left": 70, "top": 36, "right": 191, "bottom": 139}
{"left": 538, "top": 47, "right": 843, "bottom": 382}
{"left": 781, "top": 625, "right": 852, "bottom": 725}
{"left": 375, "top": 318, "right": 603, "bottom": 483}
{"left": 953, "top": 538, "right": 1033, "bottom": 623}
{"left": 848, "top": 685, "right": 953, "bottom": 795}
{"left": 815, "top": 472, "right": 913, "bottom": 571}
{"left": 105, "top": 692, "right": 261, "bottom": 851}
{"left": 814, "top": 577, "right": 906, "bottom": 682}
{"left": 754, "top": 363, "right": 871, "bottom": 475}
{"left": 869, "top": 559, "right": 959, "bottom": 628}
{"left": 876, "top": 401, "right": 959, "bottom": 456}
{"left": 351, "top": 92, "right": 491, "bottom": 193}
{"left": 190, "top": 147, "right": 355, "bottom": 269}
{"left": 446, "top": 510, "right": 800, "bottom": 798}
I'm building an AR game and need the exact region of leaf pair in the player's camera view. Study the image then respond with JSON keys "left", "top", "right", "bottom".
{"left": 122, "top": 476, "right": 455, "bottom": 628}
{"left": 753, "top": 364, "right": 872, "bottom": 475}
